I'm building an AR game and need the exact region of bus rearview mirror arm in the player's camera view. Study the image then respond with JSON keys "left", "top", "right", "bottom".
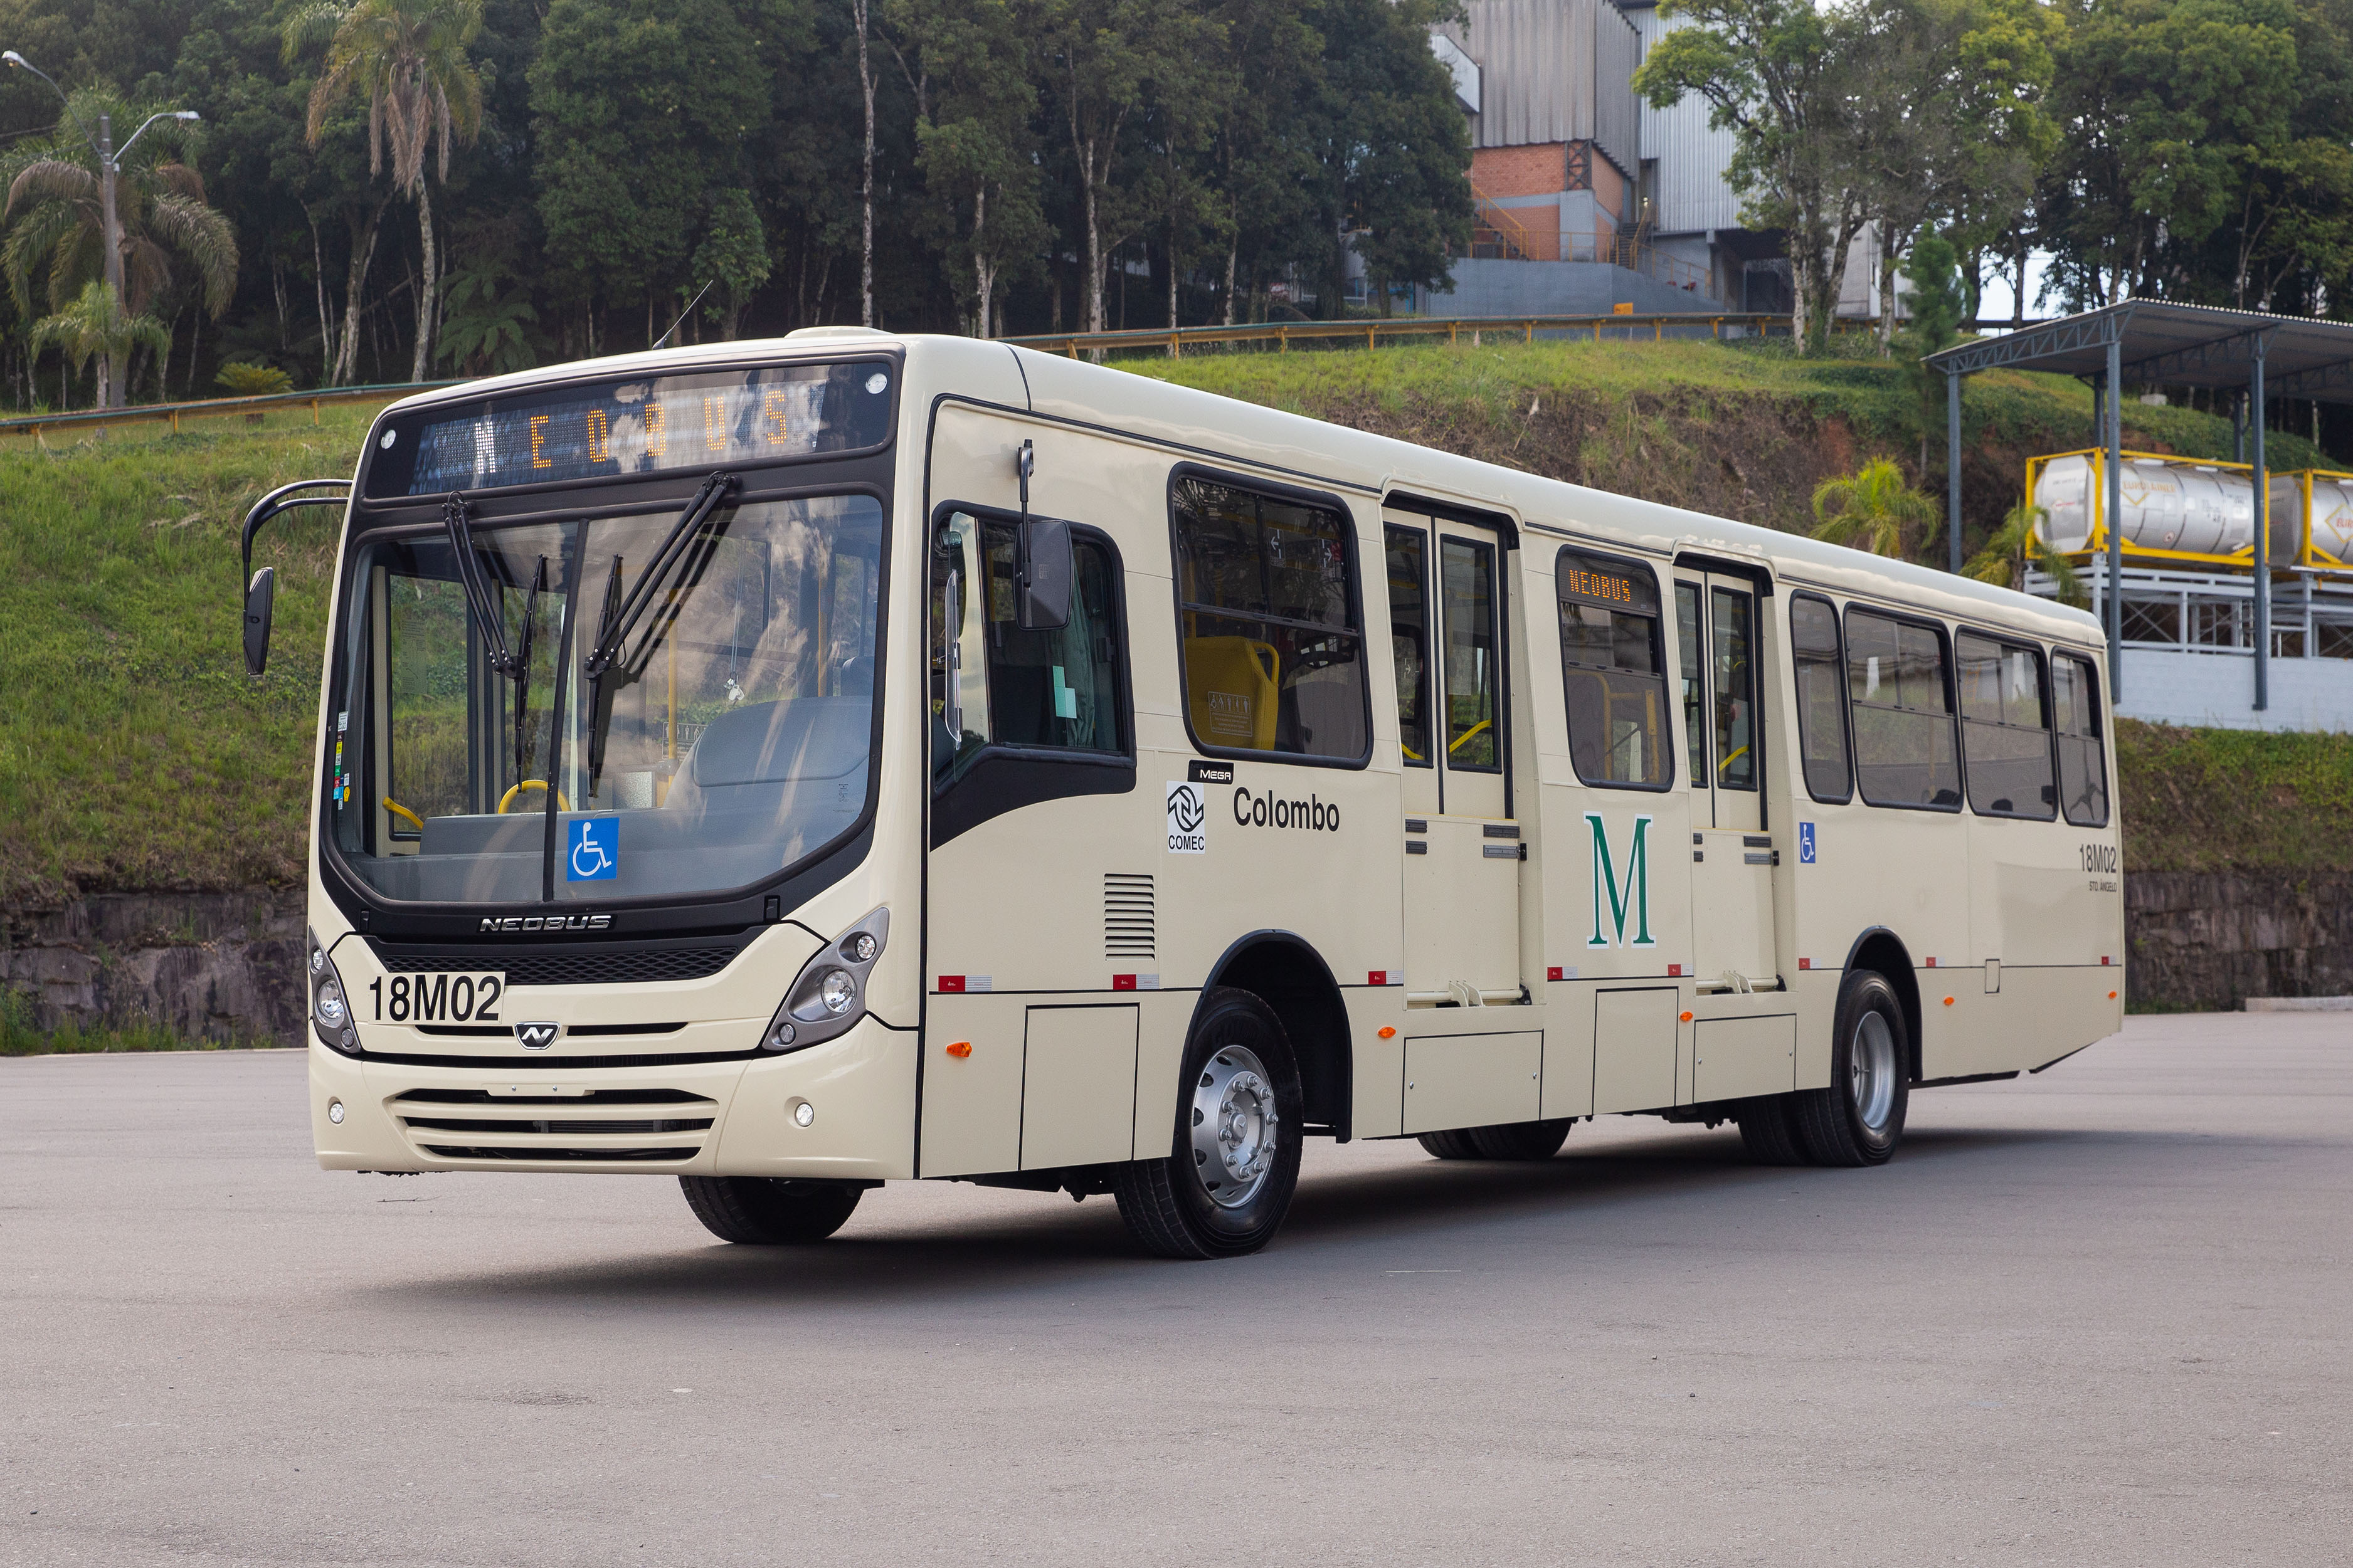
{"left": 238, "top": 478, "right": 351, "bottom": 678}
{"left": 1013, "top": 439, "right": 1072, "bottom": 630}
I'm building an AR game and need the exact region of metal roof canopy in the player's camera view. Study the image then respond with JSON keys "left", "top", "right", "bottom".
{"left": 1922, "top": 301, "right": 2353, "bottom": 712}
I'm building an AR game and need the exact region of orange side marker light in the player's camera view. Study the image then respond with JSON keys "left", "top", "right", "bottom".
{"left": 1679, "top": 1011, "right": 1694, "bottom": 1023}
{"left": 2108, "top": 991, "right": 2118, "bottom": 1000}
{"left": 1943, "top": 996, "right": 1955, "bottom": 1007}
{"left": 1377, "top": 1026, "right": 1397, "bottom": 1039}
{"left": 945, "top": 1041, "right": 971, "bottom": 1058}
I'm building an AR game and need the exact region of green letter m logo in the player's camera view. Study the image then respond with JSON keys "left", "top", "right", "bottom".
{"left": 1587, "top": 813, "right": 1654, "bottom": 949}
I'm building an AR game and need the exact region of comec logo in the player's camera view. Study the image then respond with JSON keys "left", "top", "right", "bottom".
{"left": 477, "top": 914, "right": 614, "bottom": 934}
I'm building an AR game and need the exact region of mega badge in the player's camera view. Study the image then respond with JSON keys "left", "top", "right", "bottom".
{"left": 568, "top": 816, "right": 619, "bottom": 881}
{"left": 1166, "top": 781, "right": 1207, "bottom": 854}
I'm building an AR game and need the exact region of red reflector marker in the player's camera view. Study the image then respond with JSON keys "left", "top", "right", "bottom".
{"left": 1367, "top": 969, "right": 1387, "bottom": 986}
{"left": 2102, "top": 955, "right": 2112, "bottom": 966}
{"left": 1113, "top": 974, "right": 1136, "bottom": 991}
{"left": 1546, "top": 966, "right": 1563, "bottom": 982}
{"left": 1798, "top": 957, "right": 1812, "bottom": 970}
{"left": 938, "top": 976, "right": 965, "bottom": 993}
{"left": 1925, "top": 956, "right": 1937, "bottom": 968}
{"left": 1667, "top": 964, "right": 1683, "bottom": 978}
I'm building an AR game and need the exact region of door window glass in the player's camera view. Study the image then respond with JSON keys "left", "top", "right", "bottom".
{"left": 1385, "top": 525, "right": 1433, "bottom": 767}
{"left": 1675, "top": 582, "right": 1703, "bottom": 772}
{"left": 1710, "top": 586, "right": 1756, "bottom": 791}
{"left": 1172, "top": 476, "right": 1367, "bottom": 761}
{"left": 1957, "top": 633, "right": 2056, "bottom": 819}
{"left": 931, "top": 510, "right": 1125, "bottom": 783}
{"left": 1441, "top": 537, "right": 1499, "bottom": 771}
{"left": 1846, "top": 608, "right": 1961, "bottom": 809}
{"left": 2051, "top": 653, "right": 2110, "bottom": 826}
{"left": 1789, "top": 594, "right": 1851, "bottom": 802}
{"left": 1557, "top": 548, "right": 1669, "bottom": 787}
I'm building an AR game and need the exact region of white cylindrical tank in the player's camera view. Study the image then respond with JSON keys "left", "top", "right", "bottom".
{"left": 2032, "top": 453, "right": 2292, "bottom": 562}
{"left": 2293, "top": 473, "right": 2353, "bottom": 562}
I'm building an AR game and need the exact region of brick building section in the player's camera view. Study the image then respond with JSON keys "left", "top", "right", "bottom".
{"left": 1473, "top": 142, "right": 1567, "bottom": 197}
{"left": 1470, "top": 141, "right": 1634, "bottom": 263}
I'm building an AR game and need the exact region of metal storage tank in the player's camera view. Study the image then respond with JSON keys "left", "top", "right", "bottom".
{"left": 2273, "top": 470, "right": 2353, "bottom": 565}
{"left": 2029, "top": 450, "right": 2293, "bottom": 564}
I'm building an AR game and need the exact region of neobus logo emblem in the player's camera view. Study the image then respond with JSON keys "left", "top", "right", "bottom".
{"left": 478, "top": 914, "right": 614, "bottom": 933}
{"left": 1587, "top": 813, "right": 1655, "bottom": 949}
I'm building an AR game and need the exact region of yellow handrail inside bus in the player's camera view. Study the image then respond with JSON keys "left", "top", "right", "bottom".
{"left": 382, "top": 797, "right": 425, "bottom": 832}
{"left": 497, "top": 780, "right": 570, "bottom": 813}
{"left": 1448, "top": 717, "right": 1493, "bottom": 754}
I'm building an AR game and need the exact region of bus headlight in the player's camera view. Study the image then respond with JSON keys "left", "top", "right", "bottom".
{"left": 761, "top": 907, "right": 889, "bottom": 1053}
{"left": 307, "top": 927, "right": 362, "bottom": 1056}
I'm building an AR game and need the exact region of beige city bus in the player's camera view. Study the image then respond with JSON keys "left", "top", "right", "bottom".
{"left": 246, "top": 329, "right": 2123, "bottom": 1260}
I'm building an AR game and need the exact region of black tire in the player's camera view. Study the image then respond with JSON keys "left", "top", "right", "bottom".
{"left": 1791, "top": 969, "right": 1910, "bottom": 1167}
{"left": 678, "top": 1176, "right": 864, "bottom": 1243}
{"left": 1417, "top": 1128, "right": 1483, "bottom": 1160}
{"left": 1112, "top": 987, "right": 1304, "bottom": 1260}
{"left": 1735, "top": 1096, "right": 1806, "bottom": 1165}
{"left": 1466, "top": 1119, "right": 1575, "bottom": 1160}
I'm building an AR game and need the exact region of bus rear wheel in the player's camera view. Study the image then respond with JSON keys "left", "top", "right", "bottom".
{"left": 1791, "top": 971, "right": 1910, "bottom": 1167}
{"left": 1735, "top": 1098, "right": 1806, "bottom": 1164}
{"left": 679, "top": 1176, "right": 864, "bottom": 1243}
{"left": 1112, "top": 987, "right": 1304, "bottom": 1260}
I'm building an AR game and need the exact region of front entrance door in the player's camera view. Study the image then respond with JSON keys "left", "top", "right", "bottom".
{"left": 1674, "top": 568, "right": 1777, "bottom": 988}
{"left": 1385, "top": 509, "right": 1520, "bottom": 1004}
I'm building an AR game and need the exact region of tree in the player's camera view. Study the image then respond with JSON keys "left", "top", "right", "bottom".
{"left": 284, "top": 0, "right": 486, "bottom": 382}
{"left": 1965, "top": 498, "right": 2087, "bottom": 605}
{"left": 1812, "top": 457, "right": 1938, "bottom": 558}
{"left": 1898, "top": 233, "right": 1966, "bottom": 470}
{"left": 692, "top": 187, "right": 771, "bottom": 339}
{"left": 1636, "top": 0, "right": 1871, "bottom": 352}
{"left": 3, "top": 90, "right": 237, "bottom": 403}
{"left": 25, "top": 280, "right": 169, "bottom": 408}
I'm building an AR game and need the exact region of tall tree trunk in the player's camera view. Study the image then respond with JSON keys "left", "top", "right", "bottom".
{"left": 854, "top": 0, "right": 876, "bottom": 328}
{"left": 1875, "top": 225, "right": 1901, "bottom": 357}
{"left": 336, "top": 202, "right": 387, "bottom": 387}
{"left": 1078, "top": 133, "right": 1104, "bottom": 335}
{"left": 411, "top": 180, "right": 437, "bottom": 383}
{"left": 973, "top": 183, "right": 993, "bottom": 339}
{"left": 308, "top": 208, "right": 334, "bottom": 385}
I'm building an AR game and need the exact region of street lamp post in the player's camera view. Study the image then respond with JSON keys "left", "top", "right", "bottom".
{"left": 3, "top": 50, "right": 198, "bottom": 407}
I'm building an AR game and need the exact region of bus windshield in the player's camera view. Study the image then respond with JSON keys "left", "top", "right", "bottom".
{"left": 326, "top": 492, "right": 885, "bottom": 905}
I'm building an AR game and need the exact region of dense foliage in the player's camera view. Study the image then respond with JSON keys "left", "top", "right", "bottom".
{"left": 0, "top": 0, "right": 1473, "bottom": 407}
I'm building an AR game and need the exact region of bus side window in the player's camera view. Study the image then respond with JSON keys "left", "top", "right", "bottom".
{"left": 1844, "top": 608, "right": 1961, "bottom": 809}
{"left": 1789, "top": 593, "right": 1851, "bottom": 802}
{"left": 1957, "top": 633, "right": 2056, "bottom": 819}
{"left": 1556, "top": 547, "right": 1669, "bottom": 787}
{"left": 2051, "top": 653, "right": 2110, "bottom": 826}
{"left": 1171, "top": 473, "right": 1368, "bottom": 762}
{"left": 1385, "top": 525, "right": 1434, "bottom": 766}
{"left": 932, "top": 508, "right": 1126, "bottom": 784}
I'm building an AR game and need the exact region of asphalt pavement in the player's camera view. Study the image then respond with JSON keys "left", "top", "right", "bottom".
{"left": 3, "top": 1013, "right": 2348, "bottom": 1567}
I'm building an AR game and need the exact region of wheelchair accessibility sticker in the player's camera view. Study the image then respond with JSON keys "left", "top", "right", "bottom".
{"left": 568, "top": 816, "right": 618, "bottom": 881}
{"left": 1798, "top": 821, "right": 1817, "bottom": 864}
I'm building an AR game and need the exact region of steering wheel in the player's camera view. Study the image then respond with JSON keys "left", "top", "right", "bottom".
{"left": 496, "top": 779, "right": 571, "bottom": 814}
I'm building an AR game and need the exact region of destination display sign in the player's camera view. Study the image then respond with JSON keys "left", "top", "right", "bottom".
{"left": 1557, "top": 550, "right": 1658, "bottom": 613}
{"left": 362, "top": 359, "right": 895, "bottom": 498}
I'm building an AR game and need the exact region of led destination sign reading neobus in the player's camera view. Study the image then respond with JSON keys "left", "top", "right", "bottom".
{"left": 365, "top": 359, "right": 894, "bottom": 498}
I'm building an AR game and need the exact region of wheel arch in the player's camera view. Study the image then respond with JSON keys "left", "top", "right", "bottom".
{"left": 1841, "top": 927, "right": 1923, "bottom": 1081}
{"left": 1197, "top": 930, "right": 1353, "bottom": 1142}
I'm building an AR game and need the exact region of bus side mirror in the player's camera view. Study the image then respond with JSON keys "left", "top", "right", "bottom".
{"left": 243, "top": 566, "right": 276, "bottom": 677}
{"left": 1016, "top": 517, "right": 1072, "bottom": 630}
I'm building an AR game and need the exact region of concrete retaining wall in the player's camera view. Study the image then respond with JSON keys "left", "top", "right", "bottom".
{"left": 1, "top": 890, "right": 305, "bottom": 1046}
{"left": 2127, "top": 871, "right": 2353, "bottom": 1011}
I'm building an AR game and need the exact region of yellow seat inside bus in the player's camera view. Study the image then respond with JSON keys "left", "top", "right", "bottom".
{"left": 1184, "top": 636, "right": 1279, "bottom": 750}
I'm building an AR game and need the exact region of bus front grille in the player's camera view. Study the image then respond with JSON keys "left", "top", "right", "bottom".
{"left": 391, "top": 1088, "right": 719, "bottom": 1165}
{"left": 418, "top": 1144, "right": 701, "bottom": 1163}
{"left": 370, "top": 943, "right": 741, "bottom": 987}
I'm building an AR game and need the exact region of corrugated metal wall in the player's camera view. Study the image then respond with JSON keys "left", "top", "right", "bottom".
{"left": 1622, "top": 2, "right": 1743, "bottom": 234}
{"left": 1439, "top": 0, "right": 1641, "bottom": 177}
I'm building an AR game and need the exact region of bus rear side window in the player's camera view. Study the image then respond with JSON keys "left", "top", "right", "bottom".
{"left": 1846, "top": 609, "right": 1960, "bottom": 809}
{"left": 2051, "top": 653, "right": 2110, "bottom": 826}
{"left": 1171, "top": 475, "right": 1368, "bottom": 762}
{"left": 1957, "top": 633, "right": 2056, "bottom": 819}
{"left": 1557, "top": 548, "right": 1668, "bottom": 787}
{"left": 1789, "top": 594, "right": 1851, "bottom": 803}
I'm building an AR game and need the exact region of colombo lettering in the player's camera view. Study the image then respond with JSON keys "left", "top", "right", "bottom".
{"left": 1232, "top": 786, "right": 1341, "bottom": 833}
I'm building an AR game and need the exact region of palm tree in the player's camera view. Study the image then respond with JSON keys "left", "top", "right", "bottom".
{"left": 3, "top": 94, "right": 237, "bottom": 403}
{"left": 27, "top": 281, "right": 171, "bottom": 409}
{"left": 283, "top": 0, "right": 484, "bottom": 384}
{"left": 1811, "top": 458, "right": 1938, "bottom": 559}
{"left": 1965, "top": 499, "right": 2088, "bottom": 608}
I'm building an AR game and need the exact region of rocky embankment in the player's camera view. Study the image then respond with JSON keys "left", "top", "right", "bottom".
{"left": 3, "top": 890, "right": 305, "bottom": 1047}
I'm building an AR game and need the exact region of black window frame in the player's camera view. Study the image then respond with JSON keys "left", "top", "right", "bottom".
{"left": 2051, "top": 648, "right": 2112, "bottom": 829}
{"left": 1437, "top": 533, "right": 1505, "bottom": 776}
{"left": 1954, "top": 626, "right": 2059, "bottom": 821}
{"left": 927, "top": 499, "right": 1137, "bottom": 846}
{"left": 1788, "top": 591, "right": 1854, "bottom": 805}
{"left": 1842, "top": 604, "right": 1964, "bottom": 814}
{"left": 1165, "top": 463, "right": 1373, "bottom": 771}
{"left": 1555, "top": 545, "right": 1674, "bottom": 792}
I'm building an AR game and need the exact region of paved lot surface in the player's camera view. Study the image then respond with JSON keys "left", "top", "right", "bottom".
{"left": 3, "top": 1013, "right": 2349, "bottom": 1567}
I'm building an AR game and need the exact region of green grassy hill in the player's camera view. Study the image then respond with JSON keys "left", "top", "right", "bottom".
{"left": 1, "top": 339, "right": 2344, "bottom": 910}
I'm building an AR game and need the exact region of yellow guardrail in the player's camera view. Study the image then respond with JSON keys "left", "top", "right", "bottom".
{"left": 0, "top": 379, "right": 461, "bottom": 443}
{"left": 1000, "top": 313, "right": 1792, "bottom": 358}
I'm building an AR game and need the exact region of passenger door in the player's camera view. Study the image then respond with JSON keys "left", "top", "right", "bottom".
{"left": 1673, "top": 567, "right": 1777, "bottom": 989}
{"left": 1385, "top": 508, "right": 1520, "bottom": 1004}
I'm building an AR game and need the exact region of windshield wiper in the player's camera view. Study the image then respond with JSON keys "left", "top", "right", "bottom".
{"left": 443, "top": 493, "right": 553, "bottom": 789}
{"left": 581, "top": 471, "right": 738, "bottom": 790}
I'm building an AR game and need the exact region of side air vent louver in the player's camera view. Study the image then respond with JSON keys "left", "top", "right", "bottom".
{"left": 1105, "top": 873, "right": 1155, "bottom": 960}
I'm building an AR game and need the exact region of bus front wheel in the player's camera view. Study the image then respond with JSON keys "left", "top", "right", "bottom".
{"left": 1113, "top": 987, "right": 1304, "bottom": 1260}
{"left": 1790, "top": 971, "right": 1910, "bottom": 1167}
{"left": 678, "top": 1176, "right": 864, "bottom": 1244}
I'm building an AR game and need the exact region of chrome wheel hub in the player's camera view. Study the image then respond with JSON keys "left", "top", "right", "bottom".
{"left": 1189, "top": 1044, "right": 1278, "bottom": 1209}
{"left": 1849, "top": 1010, "right": 1898, "bottom": 1133}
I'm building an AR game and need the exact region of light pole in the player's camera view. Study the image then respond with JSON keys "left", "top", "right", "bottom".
{"left": 3, "top": 51, "right": 198, "bottom": 407}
